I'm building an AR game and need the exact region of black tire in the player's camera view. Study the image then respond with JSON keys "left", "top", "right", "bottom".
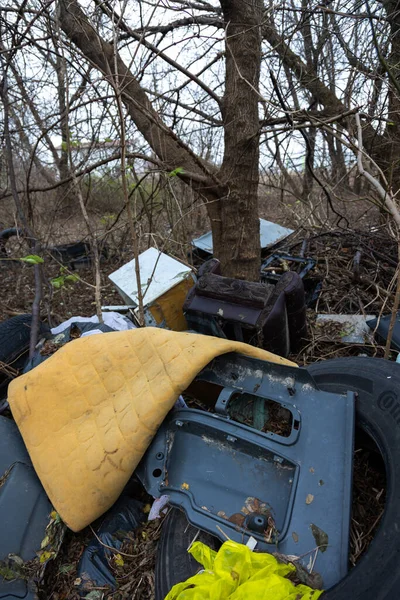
{"left": 155, "top": 508, "right": 220, "bottom": 600}
{"left": 0, "top": 314, "right": 49, "bottom": 403}
{"left": 155, "top": 358, "right": 400, "bottom": 600}
{"left": 307, "top": 358, "right": 400, "bottom": 600}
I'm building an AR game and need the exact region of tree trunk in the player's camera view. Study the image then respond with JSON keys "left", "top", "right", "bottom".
{"left": 59, "top": 0, "right": 262, "bottom": 281}
{"left": 302, "top": 127, "right": 316, "bottom": 202}
{"left": 216, "top": 0, "right": 263, "bottom": 281}
{"left": 373, "top": 0, "right": 400, "bottom": 191}
{"left": 55, "top": 52, "right": 71, "bottom": 203}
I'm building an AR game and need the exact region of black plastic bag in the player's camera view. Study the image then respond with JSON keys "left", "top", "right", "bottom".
{"left": 77, "top": 496, "right": 144, "bottom": 596}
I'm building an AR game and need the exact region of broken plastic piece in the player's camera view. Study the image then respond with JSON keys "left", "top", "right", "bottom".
{"left": 136, "top": 353, "right": 355, "bottom": 589}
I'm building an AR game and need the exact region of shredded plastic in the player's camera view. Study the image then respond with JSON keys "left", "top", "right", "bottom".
{"left": 165, "top": 540, "right": 324, "bottom": 600}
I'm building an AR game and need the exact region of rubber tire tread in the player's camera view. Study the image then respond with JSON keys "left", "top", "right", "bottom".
{"left": 307, "top": 357, "right": 400, "bottom": 600}
{"left": 155, "top": 507, "right": 219, "bottom": 600}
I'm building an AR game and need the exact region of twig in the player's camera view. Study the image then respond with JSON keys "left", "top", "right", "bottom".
{"left": 111, "top": 19, "right": 145, "bottom": 326}
{"left": 353, "top": 250, "right": 362, "bottom": 283}
{"left": 216, "top": 525, "right": 231, "bottom": 540}
{"left": 0, "top": 50, "right": 42, "bottom": 357}
{"left": 384, "top": 263, "right": 400, "bottom": 358}
{"left": 355, "top": 113, "right": 400, "bottom": 229}
{"left": 54, "top": 15, "right": 103, "bottom": 322}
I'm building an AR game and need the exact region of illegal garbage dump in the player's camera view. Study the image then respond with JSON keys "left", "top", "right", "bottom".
{"left": 0, "top": 224, "right": 396, "bottom": 600}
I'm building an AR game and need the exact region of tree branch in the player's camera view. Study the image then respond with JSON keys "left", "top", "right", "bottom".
{"left": 58, "top": 0, "right": 220, "bottom": 199}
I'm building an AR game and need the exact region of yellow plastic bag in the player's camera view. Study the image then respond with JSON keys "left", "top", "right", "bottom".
{"left": 165, "top": 540, "right": 323, "bottom": 600}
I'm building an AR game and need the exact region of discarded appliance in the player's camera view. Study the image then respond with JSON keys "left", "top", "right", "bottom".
{"left": 136, "top": 352, "right": 355, "bottom": 589}
{"left": 183, "top": 267, "right": 307, "bottom": 356}
{"left": 192, "top": 219, "right": 294, "bottom": 261}
{"left": 367, "top": 312, "right": 400, "bottom": 351}
{"left": 108, "top": 247, "right": 196, "bottom": 330}
{"left": 317, "top": 314, "right": 376, "bottom": 345}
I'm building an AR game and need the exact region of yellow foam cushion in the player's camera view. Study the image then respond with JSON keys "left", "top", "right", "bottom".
{"left": 8, "top": 328, "right": 295, "bottom": 531}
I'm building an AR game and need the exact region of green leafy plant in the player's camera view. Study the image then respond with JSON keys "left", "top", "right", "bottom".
{"left": 168, "top": 166, "right": 184, "bottom": 178}
{"left": 51, "top": 267, "right": 80, "bottom": 289}
{"left": 100, "top": 213, "right": 116, "bottom": 225}
{"left": 19, "top": 254, "right": 44, "bottom": 265}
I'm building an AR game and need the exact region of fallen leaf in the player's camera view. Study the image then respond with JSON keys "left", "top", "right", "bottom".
{"left": 310, "top": 523, "right": 329, "bottom": 552}
{"left": 228, "top": 513, "right": 246, "bottom": 527}
{"left": 181, "top": 482, "right": 190, "bottom": 490}
{"left": 0, "top": 566, "right": 20, "bottom": 580}
{"left": 39, "top": 550, "right": 54, "bottom": 564}
{"left": 306, "top": 494, "right": 314, "bottom": 505}
{"left": 114, "top": 553, "right": 124, "bottom": 567}
{"left": 292, "top": 531, "right": 299, "bottom": 543}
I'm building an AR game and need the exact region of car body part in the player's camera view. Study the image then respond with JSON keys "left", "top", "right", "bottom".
{"left": 137, "top": 353, "right": 355, "bottom": 590}
{"left": 9, "top": 327, "right": 293, "bottom": 533}
{"left": 0, "top": 416, "right": 52, "bottom": 599}
{"left": 184, "top": 271, "right": 307, "bottom": 356}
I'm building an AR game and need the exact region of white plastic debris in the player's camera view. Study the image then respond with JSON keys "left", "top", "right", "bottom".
{"left": 148, "top": 495, "right": 170, "bottom": 521}
{"left": 246, "top": 536, "right": 257, "bottom": 551}
{"left": 51, "top": 311, "right": 135, "bottom": 335}
{"left": 174, "top": 395, "right": 188, "bottom": 410}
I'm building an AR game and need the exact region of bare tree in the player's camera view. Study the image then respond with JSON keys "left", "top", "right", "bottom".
{"left": 3, "top": 0, "right": 400, "bottom": 285}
